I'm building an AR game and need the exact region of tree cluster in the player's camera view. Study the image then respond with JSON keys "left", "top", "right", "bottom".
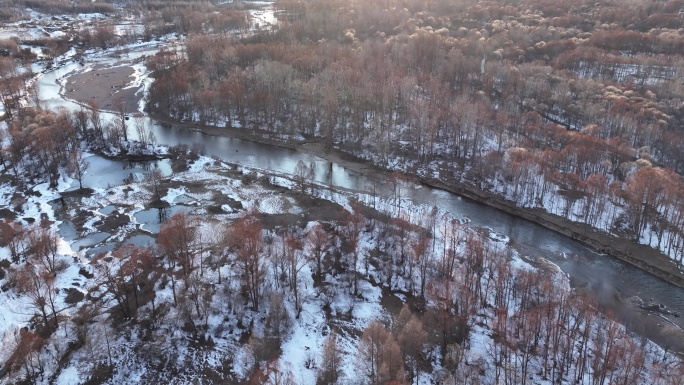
{"left": 147, "top": 0, "right": 684, "bottom": 261}
{"left": 2, "top": 185, "right": 684, "bottom": 384}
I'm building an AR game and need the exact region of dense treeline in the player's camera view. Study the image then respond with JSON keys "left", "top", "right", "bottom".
{"left": 148, "top": 0, "right": 684, "bottom": 262}
{"left": 3, "top": 201, "right": 683, "bottom": 383}
{"left": 132, "top": 0, "right": 250, "bottom": 39}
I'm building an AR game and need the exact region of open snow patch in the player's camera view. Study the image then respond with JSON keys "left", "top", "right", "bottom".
{"left": 258, "top": 195, "right": 285, "bottom": 214}
{"left": 54, "top": 365, "right": 80, "bottom": 385}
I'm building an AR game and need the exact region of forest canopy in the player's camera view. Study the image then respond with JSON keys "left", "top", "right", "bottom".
{"left": 147, "top": 0, "right": 684, "bottom": 262}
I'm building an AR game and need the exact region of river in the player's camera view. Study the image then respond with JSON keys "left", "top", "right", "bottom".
{"left": 33, "top": 18, "right": 684, "bottom": 350}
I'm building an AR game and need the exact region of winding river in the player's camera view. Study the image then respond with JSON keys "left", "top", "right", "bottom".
{"left": 35, "top": 38, "right": 684, "bottom": 350}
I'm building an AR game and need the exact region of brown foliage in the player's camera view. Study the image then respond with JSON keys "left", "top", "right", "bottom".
{"left": 0, "top": 219, "right": 26, "bottom": 262}
{"left": 358, "top": 320, "right": 406, "bottom": 385}
{"left": 6, "top": 328, "right": 45, "bottom": 381}
{"left": 158, "top": 212, "right": 197, "bottom": 278}
{"left": 307, "top": 223, "right": 329, "bottom": 283}
{"left": 13, "top": 264, "right": 59, "bottom": 330}
{"left": 225, "top": 213, "right": 266, "bottom": 310}
{"left": 318, "top": 333, "right": 342, "bottom": 385}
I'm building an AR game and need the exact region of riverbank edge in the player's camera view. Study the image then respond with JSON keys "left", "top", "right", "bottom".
{"left": 149, "top": 112, "right": 684, "bottom": 290}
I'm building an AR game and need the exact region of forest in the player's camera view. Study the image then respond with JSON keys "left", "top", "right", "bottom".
{"left": 145, "top": 0, "right": 684, "bottom": 265}
{"left": 1, "top": 0, "right": 684, "bottom": 384}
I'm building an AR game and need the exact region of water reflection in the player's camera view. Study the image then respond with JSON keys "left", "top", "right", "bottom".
{"left": 76, "top": 156, "right": 171, "bottom": 189}
{"left": 71, "top": 232, "right": 111, "bottom": 251}
{"left": 134, "top": 205, "right": 189, "bottom": 234}
{"left": 125, "top": 234, "right": 155, "bottom": 247}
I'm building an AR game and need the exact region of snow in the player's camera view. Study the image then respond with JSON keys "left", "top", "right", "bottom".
{"left": 0, "top": 25, "right": 46, "bottom": 41}
{"left": 124, "top": 62, "right": 148, "bottom": 91}
{"left": 48, "top": 29, "right": 66, "bottom": 38}
{"left": 574, "top": 60, "right": 676, "bottom": 85}
{"left": 510, "top": 251, "right": 536, "bottom": 271}
{"left": 351, "top": 281, "right": 385, "bottom": 324}
{"left": 0, "top": 141, "right": 680, "bottom": 384}
{"left": 21, "top": 182, "right": 59, "bottom": 222}
{"left": 1, "top": 11, "right": 683, "bottom": 383}
{"left": 187, "top": 155, "right": 214, "bottom": 173}
{"left": 54, "top": 366, "right": 80, "bottom": 385}
{"left": 0, "top": 183, "right": 13, "bottom": 207}
{"left": 163, "top": 187, "right": 188, "bottom": 205}
{"left": 0, "top": 289, "right": 29, "bottom": 364}
{"left": 77, "top": 13, "right": 106, "bottom": 20}
{"left": 258, "top": 195, "right": 285, "bottom": 214}
{"left": 279, "top": 267, "right": 325, "bottom": 384}
{"left": 247, "top": 1, "right": 277, "bottom": 30}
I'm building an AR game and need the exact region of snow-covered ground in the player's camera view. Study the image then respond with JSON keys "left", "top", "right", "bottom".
{"left": 2, "top": 6, "right": 684, "bottom": 383}
{"left": 1, "top": 131, "right": 682, "bottom": 383}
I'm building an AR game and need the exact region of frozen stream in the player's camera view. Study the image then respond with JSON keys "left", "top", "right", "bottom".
{"left": 33, "top": 20, "right": 684, "bottom": 346}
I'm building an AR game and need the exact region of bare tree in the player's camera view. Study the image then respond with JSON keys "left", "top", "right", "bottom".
{"left": 318, "top": 333, "right": 342, "bottom": 385}
{"left": 113, "top": 94, "right": 129, "bottom": 142}
{"left": 14, "top": 264, "right": 60, "bottom": 330}
{"left": 67, "top": 148, "right": 89, "bottom": 190}
{"left": 225, "top": 213, "right": 266, "bottom": 310}
{"left": 94, "top": 250, "right": 131, "bottom": 319}
{"left": 145, "top": 168, "right": 164, "bottom": 200}
{"left": 294, "top": 160, "right": 314, "bottom": 193}
{"left": 0, "top": 127, "right": 8, "bottom": 171}
{"left": 343, "top": 207, "right": 364, "bottom": 295}
{"left": 72, "top": 105, "right": 90, "bottom": 138}
{"left": 134, "top": 112, "right": 155, "bottom": 147}
{"left": 394, "top": 305, "right": 427, "bottom": 383}
{"left": 183, "top": 270, "right": 212, "bottom": 333}
{"left": 93, "top": 24, "right": 117, "bottom": 50}
{"left": 357, "top": 320, "right": 405, "bottom": 384}
{"left": 265, "top": 292, "right": 291, "bottom": 348}
{"left": 27, "top": 78, "right": 41, "bottom": 110}
{"left": 158, "top": 212, "right": 198, "bottom": 306}
{"left": 412, "top": 234, "right": 430, "bottom": 299}
{"left": 264, "top": 360, "right": 297, "bottom": 385}
{"left": 120, "top": 245, "right": 157, "bottom": 312}
{"left": 284, "top": 230, "right": 306, "bottom": 315}
{"left": 87, "top": 100, "right": 104, "bottom": 143}
{"left": 7, "top": 328, "right": 45, "bottom": 384}
{"left": 26, "top": 226, "right": 59, "bottom": 274}
{"left": 307, "top": 223, "right": 329, "bottom": 283}
{"left": 0, "top": 219, "right": 27, "bottom": 262}
{"left": 159, "top": 212, "right": 197, "bottom": 277}
{"left": 0, "top": 57, "right": 24, "bottom": 118}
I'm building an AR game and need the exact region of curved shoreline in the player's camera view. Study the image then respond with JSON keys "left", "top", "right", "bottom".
{"left": 149, "top": 112, "right": 684, "bottom": 290}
